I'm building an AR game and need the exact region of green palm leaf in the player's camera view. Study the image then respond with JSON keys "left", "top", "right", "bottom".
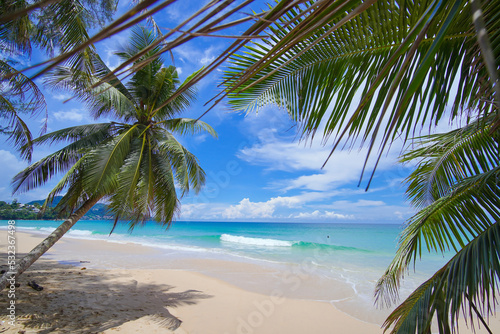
{"left": 401, "top": 117, "right": 500, "bottom": 209}
{"left": 149, "top": 66, "right": 197, "bottom": 120}
{"left": 45, "top": 61, "right": 137, "bottom": 121}
{"left": 1, "top": 0, "right": 115, "bottom": 164}
{"left": 158, "top": 133, "right": 206, "bottom": 195}
{"left": 0, "top": 59, "right": 47, "bottom": 160}
{"left": 0, "top": 0, "right": 33, "bottom": 53}
{"left": 224, "top": 0, "right": 499, "bottom": 186}
{"left": 107, "top": 136, "right": 149, "bottom": 225}
{"left": 149, "top": 150, "right": 179, "bottom": 225}
{"left": 82, "top": 125, "right": 139, "bottom": 196}
{"left": 376, "top": 116, "right": 500, "bottom": 332}
{"left": 12, "top": 123, "right": 117, "bottom": 195}
{"left": 382, "top": 221, "right": 500, "bottom": 334}
{"left": 376, "top": 165, "right": 500, "bottom": 304}
{"left": 22, "top": 122, "right": 117, "bottom": 147}
{"left": 161, "top": 118, "right": 217, "bottom": 138}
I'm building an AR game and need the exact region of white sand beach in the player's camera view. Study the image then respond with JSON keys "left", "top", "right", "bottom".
{"left": 1, "top": 231, "right": 498, "bottom": 334}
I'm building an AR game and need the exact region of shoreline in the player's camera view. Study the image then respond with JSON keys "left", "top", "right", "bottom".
{"left": 7, "top": 229, "right": 395, "bottom": 324}
{"left": 1, "top": 231, "right": 499, "bottom": 333}
{"left": 0, "top": 231, "right": 382, "bottom": 333}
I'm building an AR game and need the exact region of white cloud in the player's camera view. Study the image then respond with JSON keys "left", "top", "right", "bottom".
{"left": 180, "top": 190, "right": 412, "bottom": 222}
{"left": 394, "top": 211, "right": 404, "bottom": 219}
{"left": 193, "top": 133, "right": 208, "bottom": 144}
{"left": 51, "top": 93, "right": 71, "bottom": 101}
{"left": 238, "top": 127, "right": 401, "bottom": 192}
{"left": 293, "top": 210, "right": 354, "bottom": 220}
{"left": 180, "top": 202, "right": 233, "bottom": 220}
{"left": 199, "top": 47, "right": 216, "bottom": 66}
{"left": 0, "top": 150, "right": 26, "bottom": 176}
{"left": 174, "top": 44, "right": 220, "bottom": 67}
{"left": 180, "top": 203, "right": 209, "bottom": 219}
{"left": 222, "top": 196, "right": 302, "bottom": 219}
{"left": 99, "top": 33, "right": 128, "bottom": 70}
{"left": 315, "top": 199, "right": 414, "bottom": 222}
{"left": 223, "top": 107, "right": 414, "bottom": 221}
{"left": 163, "top": 1, "right": 195, "bottom": 23}
{"left": 53, "top": 109, "right": 86, "bottom": 122}
{"left": 241, "top": 106, "right": 294, "bottom": 138}
{"left": 0, "top": 150, "right": 28, "bottom": 201}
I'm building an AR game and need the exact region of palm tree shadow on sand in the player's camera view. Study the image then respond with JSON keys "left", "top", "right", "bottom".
{"left": 0, "top": 258, "right": 213, "bottom": 333}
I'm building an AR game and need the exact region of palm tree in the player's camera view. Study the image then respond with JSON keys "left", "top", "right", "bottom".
{"left": 0, "top": 26, "right": 216, "bottom": 290}
{"left": 0, "top": 0, "right": 116, "bottom": 159}
{"left": 375, "top": 116, "right": 499, "bottom": 333}
{"left": 220, "top": 1, "right": 499, "bottom": 333}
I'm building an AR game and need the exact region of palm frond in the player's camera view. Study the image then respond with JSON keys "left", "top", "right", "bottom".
{"left": 116, "top": 25, "right": 162, "bottom": 63}
{"left": 107, "top": 136, "right": 148, "bottom": 223}
{"left": 469, "top": 0, "right": 500, "bottom": 130}
{"left": 148, "top": 66, "right": 197, "bottom": 120}
{"left": 32, "top": 0, "right": 116, "bottom": 55}
{"left": 0, "top": 59, "right": 47, "bottom": 160}
{"left": 0, "top": 60, "right": 46, "bottom": 112}
{"left": 382, "top": 221, "right": 500, "bottom": 334}
{"left": 23, "top": 0, "right": 296, "bottom": 124}
{"left": 0, "top": 96, "right": 34, "bottom": 160}
{"left": 0, "top": 0, "right": 33, "bottom": 54}
{"left": 160, "top": 118, "right": 217, "bottom": 138}
{"left": 22, "top": 123, "right": 117, "bottom": 147}
{"left": 12, "top": 124, "right": 116, "bottom": 195}
{"left": 107, "top": 142, "right": 180, "bottom": 230}
{"left": 149, "top": 150, "right": 179, "bottom": 227}
{"left": 223, "top": 0, "right": 498, "bottom": 186}
{"left": 402, "top": 116, "right": 500, "bottom": 208}
{"left": 158, "top": 133, "right": 206, "bottom": 195}
{"left": 43, "top": 154, "right": 89, "bottom": 211}
{"left": 81, "top": 124, "right": 139, "bottom": 195}
{"left": 45, "top": 61, "right": 137, "bottom": 121}
{"left": 12, "top": 148, "right": 83, "bottom": 195}
{"left": 376, "top": 165, "right": 500, "bottom": 308}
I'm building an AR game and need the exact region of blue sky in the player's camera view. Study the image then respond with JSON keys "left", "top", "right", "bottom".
{"left": 0, "top": 1, "right": 459, "bottom": 223}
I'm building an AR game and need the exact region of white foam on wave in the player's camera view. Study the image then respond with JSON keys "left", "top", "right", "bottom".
{"left": 220, "top": 234, "right": 293, "bottom": 247}
{"left": 8, "top": 225, "right": 96, "bottom": 239}
{"left": 39, "top": 227, "right": 56, "bottom": 233}
{"left": 0, "top": 225, "right": 57, "bottom": 235}
{"left": 0, "top": 226, "right": 37, "bottom": 231}
{"left": 67, "top": 229, "right": 94, "bottom": 237}
{"left": 123, "top": 238, "right": 212, "bottom": 253}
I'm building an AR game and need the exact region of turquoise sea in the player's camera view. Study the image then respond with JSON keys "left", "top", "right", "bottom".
{"left": 0, "top": 220, "right": 453, "bottom": 322}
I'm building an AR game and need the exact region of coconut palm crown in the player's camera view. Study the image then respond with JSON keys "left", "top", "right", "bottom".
{"left": 12, "top": 26, "right": 216, "bottom": 228}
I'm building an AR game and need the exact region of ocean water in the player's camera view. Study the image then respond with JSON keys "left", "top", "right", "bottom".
{"left": 0, "top": 220, "right": 453, "bottom": 323}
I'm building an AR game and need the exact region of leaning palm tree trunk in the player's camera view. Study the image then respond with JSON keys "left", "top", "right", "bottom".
{"left": 0, "top": 197, "right": 100, "bottom": 290}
